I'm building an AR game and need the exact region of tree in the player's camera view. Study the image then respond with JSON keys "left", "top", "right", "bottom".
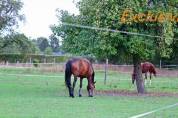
{"left": 53, "top": 0, "right": 177, "bottom": 93}
{"left": 36, "top": 37, "right": 49, "bottom": 52}
{"left": 0, "top": 0, "right": 25, "bottom": 54}
{"left": 31, "top": 39, "right": 41, "bottom": 54}
{"left": 44, "top": 47, "right": 53, "bottom": 55}
{"left": 51, "top": 10, "right": 97, "bottom": 57}
{"left": 49, "top": 34, "right": 60, "bottom": 52}
{"left": 0, "top": 0, "right": 24, "bottom": 33}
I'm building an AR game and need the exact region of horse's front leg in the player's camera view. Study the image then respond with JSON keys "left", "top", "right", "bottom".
{"left": 149, "top": 73, "right": 152, "bottom": 86}
{"left": 79, "top": 78, "right": 83, "bottom": 97}
{"left": 87, "top": 77, "right": 93, "bottom": 97}
{"left": 144, "top": 73, "right": 147, "bottom": 85}
{"left": 72, "top": 77, "right": 77, "bottom": 97}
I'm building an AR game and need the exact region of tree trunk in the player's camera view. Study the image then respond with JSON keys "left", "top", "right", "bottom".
{"left": 133, "top": 54, "right": 145, "bottom": 94}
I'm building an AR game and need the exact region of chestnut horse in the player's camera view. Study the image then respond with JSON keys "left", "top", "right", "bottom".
{"left": 132, "top": 62, "right": 156, "bottom": 85}
{"left": 65, "top": 58, "right": 95, "bottom": 98}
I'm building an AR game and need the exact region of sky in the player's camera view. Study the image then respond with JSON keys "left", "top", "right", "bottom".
{"left": 17, "top": 0, "right": 79, "bottom": 39}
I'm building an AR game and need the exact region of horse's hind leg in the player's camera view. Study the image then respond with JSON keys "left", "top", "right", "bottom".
{"left": 79, "top": 78, "right": 83, "bottom": 97}
{"left": 72, "top": 77, "right": 77, "bottom": 97}
{"left": 65, "top": 73, "right": 73, "bottom": 97}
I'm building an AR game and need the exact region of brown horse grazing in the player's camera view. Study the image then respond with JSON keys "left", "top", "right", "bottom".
{"left": 65, "top": 58, "right": 95, "bottom": 98}
{"left": 132, "top": 62, "right": 157, "bottom": 85}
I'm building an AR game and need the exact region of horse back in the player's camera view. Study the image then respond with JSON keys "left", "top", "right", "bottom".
{"left": 71, "top": 58, "right": 93, "bottom": 77}
{"left": 142, "top": 62, "right": 156, "bottom": 75}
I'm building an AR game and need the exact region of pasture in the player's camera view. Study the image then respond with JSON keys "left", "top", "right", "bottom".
{"left": 0, "top": 67, "right": 178, "bottom": 118}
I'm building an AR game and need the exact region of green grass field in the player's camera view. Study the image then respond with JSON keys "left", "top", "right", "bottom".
{"left": 0, "top": 67, "right": 178, "bottom": 118}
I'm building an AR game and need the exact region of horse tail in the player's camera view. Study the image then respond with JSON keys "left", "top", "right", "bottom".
{"left": 92, "top": 71, "right": 95, "bottom": 83}
{"left": 65, "top": 61, "right": 72, "bottom": 88}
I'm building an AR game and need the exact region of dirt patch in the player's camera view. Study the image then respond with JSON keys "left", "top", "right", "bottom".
{"left": 96, "top": 90, "right": 178, "bottom": 97}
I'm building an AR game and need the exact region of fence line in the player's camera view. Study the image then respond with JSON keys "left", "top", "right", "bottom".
{"left": 0, "top": 73, "right": 177, "bottom": 83}
{"left": 1, "top": 62, "right": 178, "bottom": 68}
{"left": 0, "top": 63, "right": 177, "bottom": 78}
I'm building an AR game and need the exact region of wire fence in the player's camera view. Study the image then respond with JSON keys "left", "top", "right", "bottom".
{"left": 62, "top": 22, "right": 178, "bottom": 40}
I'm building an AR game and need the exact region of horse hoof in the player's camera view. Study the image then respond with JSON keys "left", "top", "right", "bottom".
{"left": 70, "top": 95, "right": 74, "bottom": 98}
{"left": 89, "top": 95, "right": 93, "bottom": 97}
{"left": 79, "top": 95, "right": 82, "bottom": 97}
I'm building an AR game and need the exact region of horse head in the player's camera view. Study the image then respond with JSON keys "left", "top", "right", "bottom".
{"left": 152, "top": 68, "right": 157, "bottom": 77}
{"left": 92, "top": 71, "right": 96, "bottom": 88}
{"left": 87, "top": 77, "right": 96, "bottom": 97}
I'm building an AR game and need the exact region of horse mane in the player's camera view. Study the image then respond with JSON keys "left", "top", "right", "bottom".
{"left": 150, "top": 64, "right": 156, "bottom": 76}
{"left": 82, "top": 58, "right": 95, "bottom": 84}
{"left": 84, "top": 58, "right": 95, "bottom": 84}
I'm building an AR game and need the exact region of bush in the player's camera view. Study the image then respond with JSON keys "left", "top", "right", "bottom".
{"left": 33, "top": 59, "right": 39, "bottom": 67}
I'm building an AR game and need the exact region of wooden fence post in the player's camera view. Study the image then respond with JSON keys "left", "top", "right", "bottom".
{"left": 53, "top": 58, "right": 56, "bottom": 64}
{"left": 104, "top": 58, "right": 108, "bottom": 85}
{"left": 160, "top": 59, "right": 162, "bottom": 69}
{"left": 44, "top": 58, "right": 46, "bottom": 63}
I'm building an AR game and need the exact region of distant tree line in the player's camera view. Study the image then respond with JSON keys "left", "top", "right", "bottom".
{"left": 0, "top": 0, "right": 62, "bottom": 56}
{"left": 33, "top": 34, "right": 61, "bottom": 55}
{"left": 0, "top": 33, "right": 61, "bottom": 55}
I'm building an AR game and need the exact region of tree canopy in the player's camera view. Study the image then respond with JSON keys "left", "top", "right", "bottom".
{"left": 0, "top": 0, "right": 24, "bottom": 34}
{"left": 53, "top": 0, "right": 177, "bottom": 60}
{"left": 52, "top": 0, "right": 177, "bottom": 93}
{"left": 49, "top": 34, "right": 60, "bottom": 53}
{"left": 36, "top": 37, "right": 49, "bottom": 52}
